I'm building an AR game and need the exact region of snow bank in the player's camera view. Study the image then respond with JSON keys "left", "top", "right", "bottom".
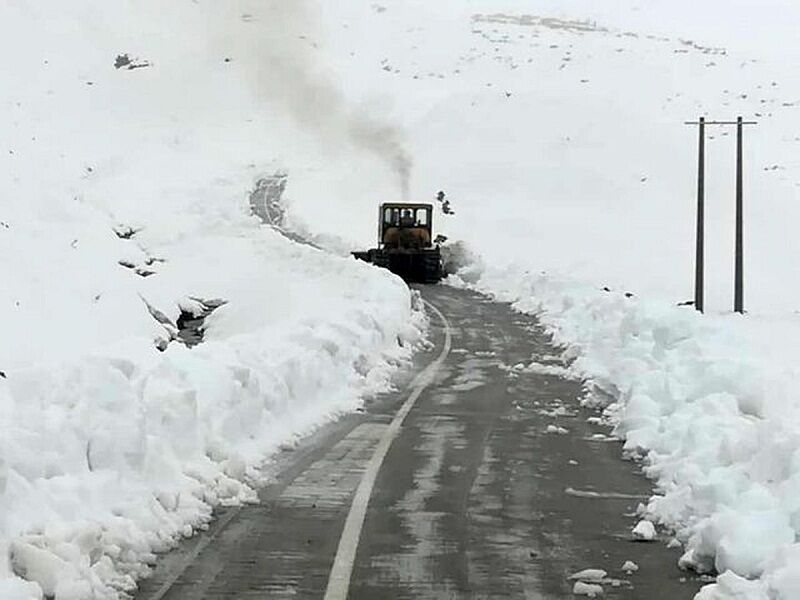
{"left": 1, "top": 232, "right": 422, "bottom": 599}
{"left": 454, "top": 263, "right": 800, "bottom": 599}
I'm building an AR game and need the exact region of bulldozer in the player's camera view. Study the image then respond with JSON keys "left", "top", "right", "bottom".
{"left": 352, "top": 203, "right": 444, "bottom": 283}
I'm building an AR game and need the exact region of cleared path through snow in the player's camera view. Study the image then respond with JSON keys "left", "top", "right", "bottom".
{"left": 135, "top": 286, "right": 703, "bottom": 599}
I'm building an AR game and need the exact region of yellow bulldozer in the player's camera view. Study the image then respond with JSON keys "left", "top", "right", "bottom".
{"left": 352, "top": 203, "right": 444, "bottom": 283}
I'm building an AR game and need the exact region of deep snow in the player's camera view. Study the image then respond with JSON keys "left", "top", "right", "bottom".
{"left": 1, "top": 1, "right": 425, "bottom": 598}
{"left": 5, "top": 0, "right": 800, "bottom": 599}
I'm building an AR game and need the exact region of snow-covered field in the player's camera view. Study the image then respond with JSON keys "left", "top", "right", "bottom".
{"left": 4, "top": 0, "right": 800, "bottom": 598}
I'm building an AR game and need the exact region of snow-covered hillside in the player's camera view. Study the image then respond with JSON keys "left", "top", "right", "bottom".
{"left": 305, "top": 0, "right": 800, "bottom": 314}
{"left": 1, "top": 2, "right": 424, "bottom": 598}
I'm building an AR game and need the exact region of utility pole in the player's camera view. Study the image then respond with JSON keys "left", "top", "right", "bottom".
{"left": 734, "top": 116, "right": 745, "bottom": 314}
{"left": 684, "top": 116, "right": 755, "bottom": 314}
{"left": 695, "top": 117, "right": 706, "bottom": 313}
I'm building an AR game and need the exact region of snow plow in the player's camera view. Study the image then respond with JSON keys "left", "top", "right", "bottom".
{"left": 352, "top": 203, "right": 444, "bottom": 284}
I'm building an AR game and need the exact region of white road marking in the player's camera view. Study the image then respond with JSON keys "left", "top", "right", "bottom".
{"left": 323, "top": 299, "right": 453, "bottom": 600}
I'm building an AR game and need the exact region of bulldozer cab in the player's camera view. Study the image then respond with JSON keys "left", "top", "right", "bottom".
{"left": 380, "top": 203, "right": 433, "bottom": 249}
{"left": 352, "top": 202, "right": 443, "bottom": 283}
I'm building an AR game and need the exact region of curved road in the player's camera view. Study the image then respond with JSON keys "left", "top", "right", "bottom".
{"left": 135, "top": 286, "right": 703, "bottom": 599}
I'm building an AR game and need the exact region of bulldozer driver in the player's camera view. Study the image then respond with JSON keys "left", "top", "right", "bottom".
{"left": 400, "top": 208, "right": 416, "bottom": 227}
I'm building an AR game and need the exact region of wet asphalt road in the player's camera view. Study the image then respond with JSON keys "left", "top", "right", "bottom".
{"left": 135, "top": 285, "right": 703, "bottom": 599}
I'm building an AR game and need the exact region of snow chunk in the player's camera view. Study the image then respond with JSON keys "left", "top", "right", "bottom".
{"left": 0, "top": 579, "right": 43, "bottom": 600}
{"left": 573, "top": 581, "right": 604, "bottom": 597}
{"left": 569, "top": 569, "right": 607, "bottom": 581}
{"left": 8, "top": 541, "right": 71, "bottom": 598}
{"left": 695, "top": 571, "right": 769, "bottom": 600}
{"left": 522, "top": 361, "right": 579, "bottom": 379}
{"left": 621, "top": 560, "right": 639, "bottom": 574}
{"left": 546, "top": 425, "right": 569, "bottom": 435}
{"left": 632, "top": 520, "right": 657, "bottom": 541}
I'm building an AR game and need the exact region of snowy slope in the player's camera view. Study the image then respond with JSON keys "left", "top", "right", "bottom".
{"left": 284, "top": 2, "right": 800, "bottom": 598}
{"left": 1, "top": 2, "right": 425, "bottom": 598}
{"left": 305, "top": 0, "right": 800, "bottom": 314}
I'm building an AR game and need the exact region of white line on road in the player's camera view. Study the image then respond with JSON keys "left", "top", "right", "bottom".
{"left": 323, "top": 299, "right": 453, "bottom": 600}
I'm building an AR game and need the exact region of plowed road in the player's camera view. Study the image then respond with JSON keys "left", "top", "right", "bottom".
{"left": 135, "top": 286, "right": 702, "bottom": 599}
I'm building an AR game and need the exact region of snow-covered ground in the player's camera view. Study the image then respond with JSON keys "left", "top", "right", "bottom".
{"left": 1, "top": 2, "right": 424, "bottom": 598}
{"left": 5, "top": 0, "right": 800, "bottom": 598}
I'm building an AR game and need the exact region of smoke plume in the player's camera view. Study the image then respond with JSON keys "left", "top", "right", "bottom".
{"left": 224, "top": 1, "right": 412, "bottom": 198}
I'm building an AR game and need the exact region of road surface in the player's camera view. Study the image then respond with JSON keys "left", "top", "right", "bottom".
{"left": 135, "top": 285, "right": 703, "bottom": 599}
